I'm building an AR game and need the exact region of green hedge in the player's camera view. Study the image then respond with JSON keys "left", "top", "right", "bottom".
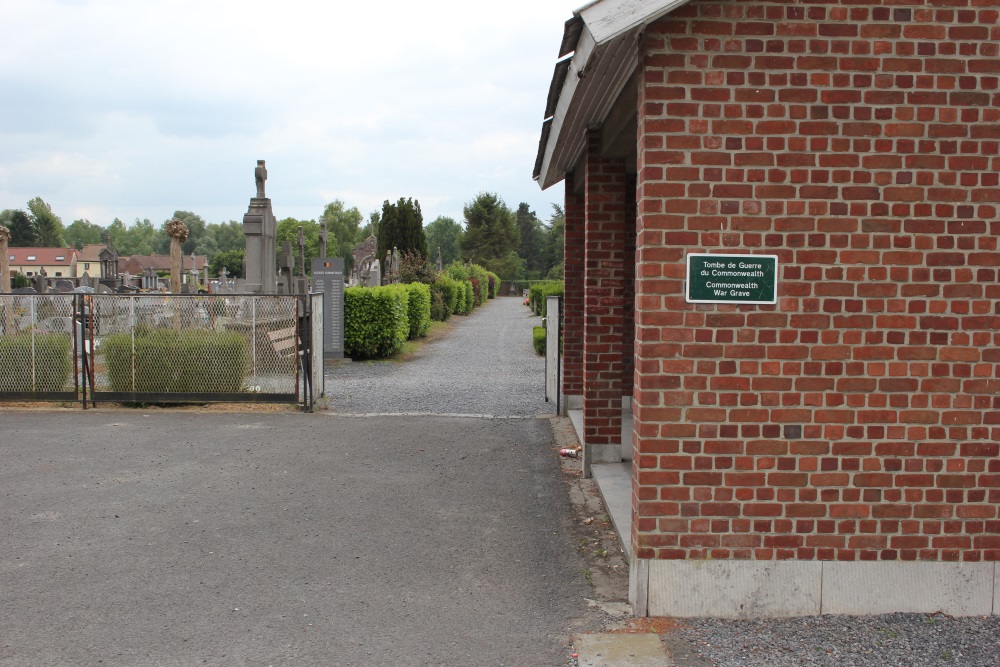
{"left": 344, "top": 285, "right": 409, "bottom": 358}
{"left": 0, "top": 333, "right": 73, "bottom": 392}
{"left": 462, "top": 281, "right": 475, "bottom": 314}
{"left": 103, "top": 329, "right": 248, "bottom": 393}
{"left": 431, "top": 275, "right": 460, "bottom": 321}
{"left": 529, "top": 281, "right": 564, "bottom": 317}
{"left": 405, "top": 282, "right": 431, "bottom": 339}
{"left": 532, "top": 326, "right": 545, "bottom": 356}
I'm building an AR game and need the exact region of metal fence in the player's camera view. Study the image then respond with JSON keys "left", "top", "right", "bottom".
{"left": 0, "top": 293, "right": 318, "bottom": 410}
{"left": 0, "top": 294, "right": 78, "bottom": 401}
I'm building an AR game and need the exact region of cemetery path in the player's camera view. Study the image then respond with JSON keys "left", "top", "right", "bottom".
{"left": 324, "top": 296, "right": 553, "bottom": 416}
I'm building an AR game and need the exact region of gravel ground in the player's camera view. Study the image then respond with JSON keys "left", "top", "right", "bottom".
{"left": 325, "top": 296, "right": 553, "bottom": 417}
{"left": 674, "top": 613, "right": 1000, "bottom": 667}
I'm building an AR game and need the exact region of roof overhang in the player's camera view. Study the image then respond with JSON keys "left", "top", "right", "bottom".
{"left": 533, "top": 0, "right": 694, "bottom": 190}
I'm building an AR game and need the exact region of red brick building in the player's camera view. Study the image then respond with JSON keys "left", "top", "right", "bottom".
{"left": 535, "top": 0, "right": 1000, "bottom": 616}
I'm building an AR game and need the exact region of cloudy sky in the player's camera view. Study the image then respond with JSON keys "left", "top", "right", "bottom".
{"left": 0, "top": 0, "right": 571, "bottom": 231}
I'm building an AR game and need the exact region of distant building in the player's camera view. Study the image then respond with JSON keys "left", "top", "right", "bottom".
{"left": 75, "top": 244, "right": 107, "bottom": 278}
{"left": 119, "top": 253, "right": 208, "bottom": 277}
{"left": 7, "top": 247, "right": 78, "bottom": 278}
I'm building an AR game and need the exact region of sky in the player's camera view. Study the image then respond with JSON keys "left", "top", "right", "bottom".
{"left": 0, "top": 0, "right": 571, "bottom": 232}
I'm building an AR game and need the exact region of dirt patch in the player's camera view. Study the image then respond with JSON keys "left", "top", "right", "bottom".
{"left": 550, "top": 416, "right": 631, "bottom": 621}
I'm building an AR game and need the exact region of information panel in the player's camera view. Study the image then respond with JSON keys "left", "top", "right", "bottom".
{"left": 311, "top": 257, "right": 344, "bottom": 359}
{"left": 686, "top": 253, "right": 778, "bottom": 304}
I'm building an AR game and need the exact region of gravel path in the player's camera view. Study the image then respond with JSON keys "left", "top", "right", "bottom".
{"left": 673, "top": 613, "right": 1000, "bottom": 667}
{"left": 325, "top": 296, "right": 553, "bottom": 417}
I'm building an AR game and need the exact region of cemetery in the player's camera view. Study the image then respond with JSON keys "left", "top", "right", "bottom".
{"left": 0, "top": 161, "right": 505, "bottom": 409}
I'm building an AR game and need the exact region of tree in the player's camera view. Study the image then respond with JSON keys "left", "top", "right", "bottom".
{"left": 361, "top": 210, "right": 380, "bottom": 240}
{"left": 157, "top": 211, "right": 206, "bottom": 255}
{"left": 377, "top": 197, "right": 427, "bottom": 266}
{"left": 210, "top": 249, "right": 244, "bottom": 278}
{"left": 111, "top": 218, "right": 160, "bottom": 256}
{"left": 515, "top": 203, "right": 546, "bottom": 278}
{"left": 0, "top": 209, "right": 37, "bottom": 247}
{"left": 65, "top": 218, "right": 105, "bottom": 250}
{"left": 27, "top": 197, "right": 65, "bottom": 247}
{"left": 319, "top": 200, "right": 363, "bottom": 272}
{"left": 543, "top": 204, "right": 565, "bottom": 279}
{"left": 275, "top": 217, "right": 322, "bottom": 274}
{"left": 460, "top": 192, "right": 519, "bottom": 275}
{"left": 424, "top": 216, "right": 464, "bottom": 266}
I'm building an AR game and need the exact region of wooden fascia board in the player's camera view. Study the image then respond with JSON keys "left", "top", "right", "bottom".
{"left": 579, "top": 0, "right": 693, "bottom": 44}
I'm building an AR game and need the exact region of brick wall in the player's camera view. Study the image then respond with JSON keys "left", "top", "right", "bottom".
{"left": 634, "top": 0, "right": 1000, "bottom": 562}
{"left": 563, "top": 172, "right": 586, "bottom": 401}
{"left": 624, "top": 174, "right": 638, "bottom": 400}
{"left": 584, "top": 131, "right": 628, "bottom": 447}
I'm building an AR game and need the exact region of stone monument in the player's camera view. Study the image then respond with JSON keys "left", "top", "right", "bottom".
{"left": 242, "top": 160, "right": 278, "bottom": 293}
{"left": 436, "top": 246, "right": 443, "bottom": 272}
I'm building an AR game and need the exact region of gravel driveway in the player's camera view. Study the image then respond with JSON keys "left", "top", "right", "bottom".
{"left": 325, "top": 296, "right": 553, "bottom": 417}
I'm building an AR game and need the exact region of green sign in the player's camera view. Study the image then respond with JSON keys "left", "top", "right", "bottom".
{"left": 686, "top": 254, "right": 777, "bottom": 304}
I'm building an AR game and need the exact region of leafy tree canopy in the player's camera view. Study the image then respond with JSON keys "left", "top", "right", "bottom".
{"left": 377, "top": 197, "right": 427, "bottom": 266}
{"left": 0, "top": 209, "right": 37, "bottom": 247}
{"left": 544, "top": 203, "right": 565, "bottom": 279}
{"left": 276, "top": 217, "right": 322, "bottom": 275}
{"left": 424, "top": 216, "right": 464, "bottom": 267}
{"left": 65, "top": 218, "right": 105, "bottom": 250}
{"left": 459, "top": 192, "right": 519, "bottom": 270}
{"left": 515, "top": 203, "right": 547, "bottom": 278}
{"left": 210, "top": 248, "right": 245, "bottom": 279}
{"left": 319, "top": 200, "right": 363, "bottom": 271}
{"left": 109, "top": 218, "right": 160, "bottom": 256}
{"left": 27, "top": 197, "right": 65, "bottom": 247}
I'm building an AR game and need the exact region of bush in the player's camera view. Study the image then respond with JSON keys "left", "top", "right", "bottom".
{"left": 0, "top": 333, "right": 73, "bottom": 391}
{"left": 344, "top": 285, "right": 409, "bottom": 358}
{"left": 529, "top": 281, "right": 564, "bottom": 317}
{"left": 453, "top": 278, "right": 467, "bottom": 315}
{"left": 431, "top": 274, "right": 460, "bottom": 322}
{"left": 463, "top": 281, "right": 475, "bottom": 314}
{"left": 405, "top": 282, "right": 431, "bottom": 339}
{"left": 532, "top": 326, "right": 546, "bottom": 356}
{"left": 103, "top": 329, "right": 248, "bottom": 393}
{"left": 429, "top": 289, "right": 446, "bottom": 322}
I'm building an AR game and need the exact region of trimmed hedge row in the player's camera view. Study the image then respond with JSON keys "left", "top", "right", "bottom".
{"left": 344, "top": 261, "right": 500, "bottom": 359}
{"left": 103, "top": 329, "right": 249, "bottom": 393}
{"left": 532, "top": 326, "right": 545, "bottom": 356}
{"left": 344, "top": 285, "right": 410, "bottom": 358}
{"left": 529, "top": 281, "right": 564, "bottom": 317}
{"left": 0, "top": 333, "right": 73, "bottom": 392}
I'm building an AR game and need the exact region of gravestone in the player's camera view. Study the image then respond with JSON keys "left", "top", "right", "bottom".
{"left": 279, "top": 240, "right": 295, "bottom": 294}
{"left": 55, "top": 279, "right": 74, "bottom": 293}
{"left": 242, "top": 160, "right": 278, "bottom": 294}
{"left": 364, "top": 259, "right": 381, "bottom": 288}
{"left": 32, "top": 274, "right": 47, "bottom": 293}
{"left": 311, "top": 257, "right": 345, "bottom": 360}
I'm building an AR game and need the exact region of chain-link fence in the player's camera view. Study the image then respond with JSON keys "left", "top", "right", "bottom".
{"left": 0, "top": 293, "right": 316, "bottom": 408}
{"left": 0, "top": 294, "right": 78, "bottom": 401}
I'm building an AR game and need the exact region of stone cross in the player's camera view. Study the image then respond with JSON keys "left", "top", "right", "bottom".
{"left": 220, "top": 266, "right": 229, "bottom": 282}
{"left": 255, "top": 160, "right": 267, "bottom": 198}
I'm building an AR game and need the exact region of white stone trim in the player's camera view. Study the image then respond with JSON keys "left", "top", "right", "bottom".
{"left": 630, "top": 558, "right": 1000, "bottom": 618}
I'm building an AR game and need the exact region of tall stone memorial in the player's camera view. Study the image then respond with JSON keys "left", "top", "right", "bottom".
{"left": 242, "top": 160, "right": 277, "bottom": 294}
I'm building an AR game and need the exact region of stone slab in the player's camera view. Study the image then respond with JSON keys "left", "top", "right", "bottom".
{"left": 647, "top": 560, "right": 822, "bottom": 618}
{"left": 592, "top": 462, "right": 633, "bottom": 559}
{"left": 572, "top": 633, "right": 671, "bottom": 667}
{"left": 821, "top": 561, "right": 995, "bottom": 617}
{"left": 995, "top": 563, "right": 998, "bottom": 616}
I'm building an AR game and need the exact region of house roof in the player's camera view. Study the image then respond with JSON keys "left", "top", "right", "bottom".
{"left": 78, "top": 244, "right": 108, "bottom": 262}
{"left": 534, "top": 0, "right": 693, "bottom": 189}
{"left": 119, "top": 254, "right": 208, "bottom": 273}
{"left": 7, "top": 247, "right": 78, "bottom": 266}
